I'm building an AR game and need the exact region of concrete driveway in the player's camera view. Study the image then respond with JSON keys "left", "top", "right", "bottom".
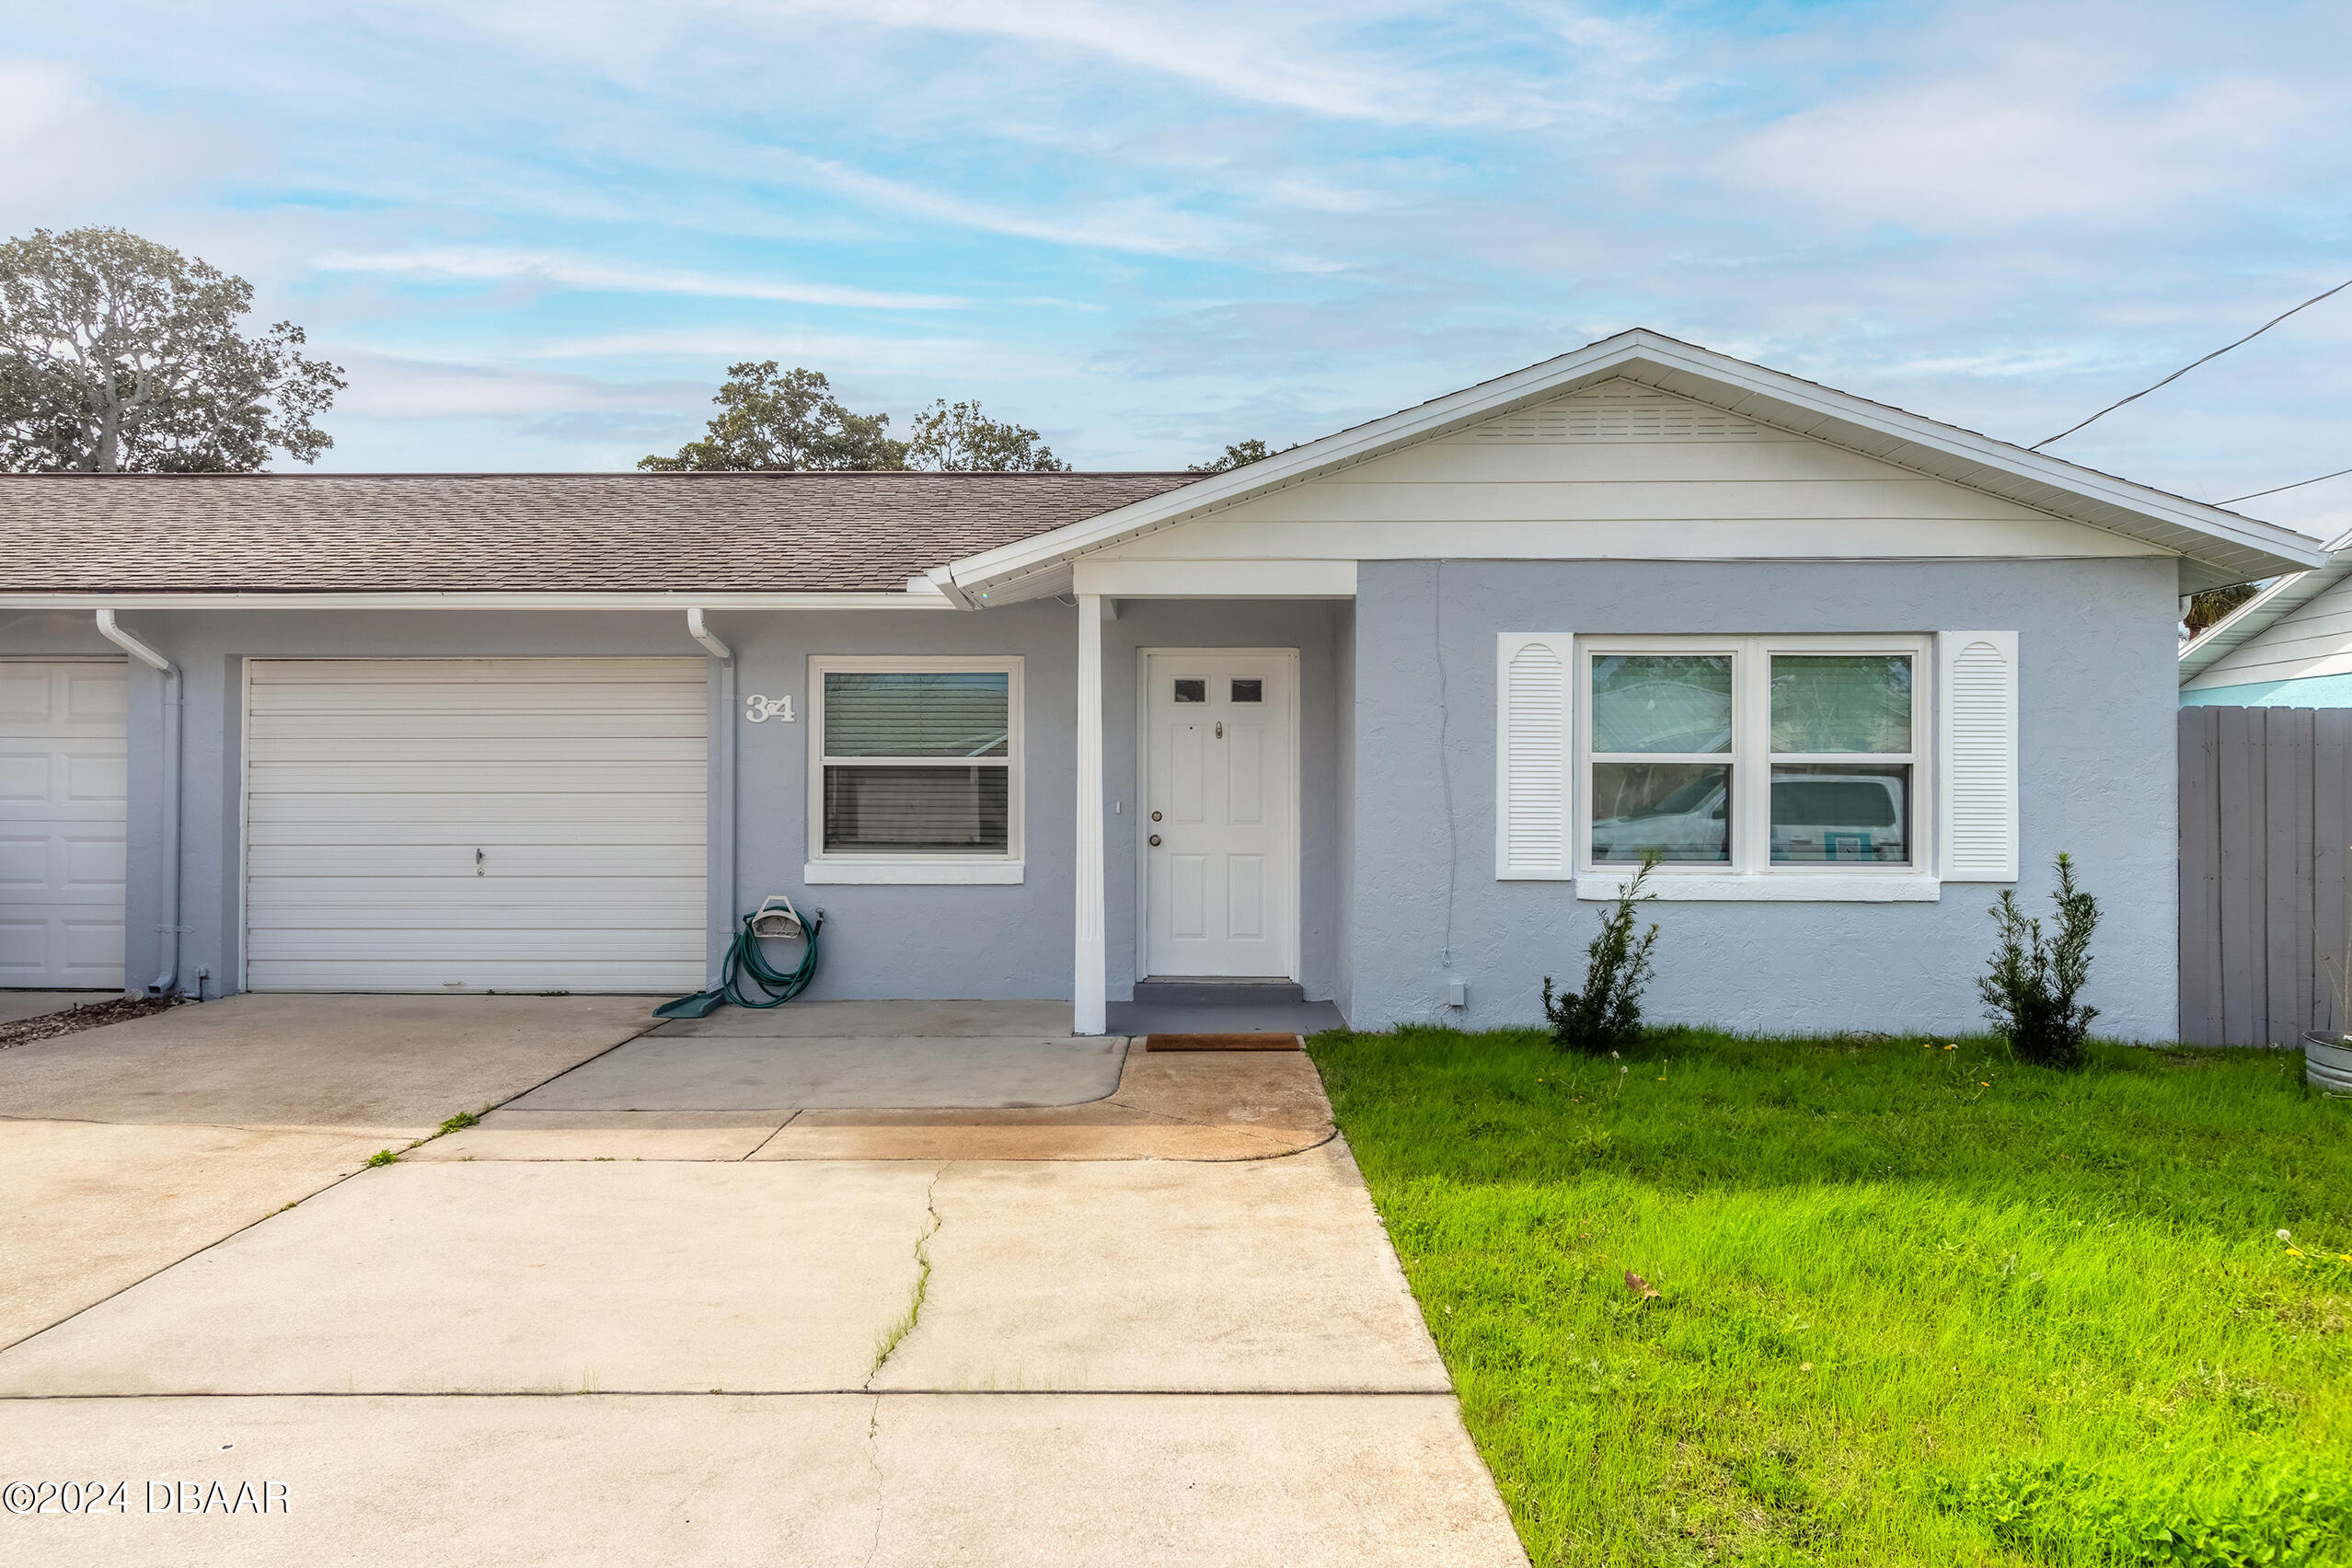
{"left": 0, "top": 996, "right": 1524, "bottom": 1567}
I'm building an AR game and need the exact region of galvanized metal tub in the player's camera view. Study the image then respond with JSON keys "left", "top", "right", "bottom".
{"left": 2301, "top": 1032, "right": 2352, "bottom": 1096}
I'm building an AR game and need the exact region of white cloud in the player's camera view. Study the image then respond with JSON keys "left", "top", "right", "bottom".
{"left": 1717, "top": 50, "right": 2315, "bottom": 232}
{"left": 0, "top": 60, "right": 239, "bottom": 229}
{"left": 312, "top": 247, "right": 969, "bottom": 310}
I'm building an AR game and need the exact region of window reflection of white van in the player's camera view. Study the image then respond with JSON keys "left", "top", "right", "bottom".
{"left": 1589, "top": 773, "right": 1907, "bottom": 864}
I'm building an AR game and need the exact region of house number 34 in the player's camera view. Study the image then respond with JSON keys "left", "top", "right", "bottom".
{"left": 744, "top": 694, "right": 796, "bottom": 723}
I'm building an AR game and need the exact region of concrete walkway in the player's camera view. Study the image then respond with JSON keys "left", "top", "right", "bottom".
{"left": 0, "top": 997, "right": 1526, "bottom": 1566}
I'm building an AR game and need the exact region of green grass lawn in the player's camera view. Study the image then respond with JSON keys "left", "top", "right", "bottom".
{"left": 1309, "top": 1026, "right": 2352, "bottom": 1566}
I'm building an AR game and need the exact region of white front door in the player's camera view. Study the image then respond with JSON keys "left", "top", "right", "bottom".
{"left": 1142, "top": 651, "right": 1295, "bottom": 979}
{"left": 0, "top": 661, "right": 127, "bottom": 988}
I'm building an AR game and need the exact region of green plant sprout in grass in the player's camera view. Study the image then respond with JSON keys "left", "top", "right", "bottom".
{"left": 1979, "top": 850, "right": 2100, "bottom": 1068}
{"left": 1541, "top": 851, "right": 1661, "bottom": 1055}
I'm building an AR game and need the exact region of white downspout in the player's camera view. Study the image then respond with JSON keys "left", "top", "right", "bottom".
{"left": 95, "top": 610, "right": 181, "bottom": 997}
{"left": 687, "top": 610, "right": 736, "bottom": 983}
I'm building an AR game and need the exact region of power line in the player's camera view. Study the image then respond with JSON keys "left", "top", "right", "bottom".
{"left": 2220, "top": 465, "right": 2352, "bottom": 506}
{"left": 2032, "top": 273, "right": 2352, "bottom": 450}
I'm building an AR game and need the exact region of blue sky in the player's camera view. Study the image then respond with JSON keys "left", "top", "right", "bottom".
{"left": 7, "top": 1, "right": 2348, "bottom": 536}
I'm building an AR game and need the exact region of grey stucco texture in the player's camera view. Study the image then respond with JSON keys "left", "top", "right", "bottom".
{"left": 1346, "top": 559, "right": 2181, "bottom": 1040}
{"left": 2, "top": 600, "right": 1346, "bottom": 1011}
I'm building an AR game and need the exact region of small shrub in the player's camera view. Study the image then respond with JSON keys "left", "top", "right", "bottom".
{"left": 1978, "top": 851, "right": 2100, "bottom": 1069}
{"left": 1541, "top": 852, "right": 1660, "bottom": 1054}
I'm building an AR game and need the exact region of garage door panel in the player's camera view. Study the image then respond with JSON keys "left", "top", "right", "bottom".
{"left": 0, "top": 663, "right": 127, "bottom": 988}
{"left": 249, "top": 762, "right": 706, "bottom": 794}
{"left": 243, "top": 960, "right": 711, "bottom": 993}
{"left": 246, "top": 878, "right": 706, "bottom": 919}
{"left": 248, "top": 846, "right": 705, "bottom": 877}
{"left": 248, "top": 926, "right": 705, "bottom": 959}
{"left": 247, "top": 791, "right": 704, "bottom": 828}
{"left": 245, "top": 659, "right": 708, "bottom": 994}
{"left": 249, "top": 712, "right": 709, "bottom": 743}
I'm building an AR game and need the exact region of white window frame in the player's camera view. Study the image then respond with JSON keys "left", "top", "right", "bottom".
{"left": 1575, "top": 634, "right": 1938, "bottom": 902}
{"left": 804, "top": 653, "right": 1024, "bottom": 885}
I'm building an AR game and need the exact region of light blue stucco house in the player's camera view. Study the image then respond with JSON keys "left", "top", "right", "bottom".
{"left": 2180, "top": 528, "right": 2352, "bottom": 707}
{"left": 0, "top": 331, "right": 2325, "bottom": 1040}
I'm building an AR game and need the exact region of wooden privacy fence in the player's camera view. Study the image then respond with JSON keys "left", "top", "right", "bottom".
{"left": 2178, "top": 705, "right": 2352, "bottom": 1045}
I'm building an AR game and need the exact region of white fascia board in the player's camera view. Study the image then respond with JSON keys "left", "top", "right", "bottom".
{"left": 0, "top": 589, "right": 961, "bottom": 611}
{"left": 938, "top": 329, "right": 2330, "bottom": 600}
{"left": 1069, "top": 559, "right": 1357, "bottom": 598}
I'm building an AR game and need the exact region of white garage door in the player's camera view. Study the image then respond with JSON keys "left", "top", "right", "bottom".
{"left": 0, "top": 661, "right": 128, "bottom": 988}
{"left": 245, "top": 659, "right": 709, "bottom": 993}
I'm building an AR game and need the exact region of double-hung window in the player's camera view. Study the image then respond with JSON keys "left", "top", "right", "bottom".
{"left": 1579, "top": 636, "right": 1929, "bottom": 883}
{"left": 805, "top": 656, "right": 1023, "bottom": 884}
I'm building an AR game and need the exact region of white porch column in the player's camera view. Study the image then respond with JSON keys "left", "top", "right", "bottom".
{"left": 1074, "top": 593, "right": 1108, "bottom": 1034}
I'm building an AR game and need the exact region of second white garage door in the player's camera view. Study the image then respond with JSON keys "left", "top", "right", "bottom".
{"left": 245, "top": 658, "right": 709, "bottom": 993}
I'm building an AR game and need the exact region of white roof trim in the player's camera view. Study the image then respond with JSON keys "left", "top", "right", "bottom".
{"left": 2178, "top": 525, "right": 2352, "bottom": 682}
{"left": 0, "top": 589, "right": 958, "bottom": 611}
{"left": 940, "top": 329, "right": 2329, "bottom": 604}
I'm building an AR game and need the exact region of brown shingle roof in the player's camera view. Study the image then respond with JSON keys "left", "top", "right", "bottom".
{"left": 0, "top": 471, "right": 1197, "bottom": 594}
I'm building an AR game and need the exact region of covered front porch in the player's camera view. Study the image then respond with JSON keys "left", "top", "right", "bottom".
{"left": 1057, "top": 585, "right": 1356, "bottom": 1037}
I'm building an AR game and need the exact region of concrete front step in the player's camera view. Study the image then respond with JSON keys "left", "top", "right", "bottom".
{"left": 1131, "top": 977, "right": 1306, "bottom": 1007}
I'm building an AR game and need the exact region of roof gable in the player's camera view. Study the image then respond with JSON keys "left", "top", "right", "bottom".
{"left": 937, "top": 330, "right": 2327, "bottom": 605}
{"left": 2179, "top": 528, "right": 2352, "bottom": 685}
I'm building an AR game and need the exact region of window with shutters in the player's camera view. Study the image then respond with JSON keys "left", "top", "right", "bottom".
{"left": 806, "top": 655, "right": 1023, "bottom": 883}
{"left": 1579, "top": 635, "right": 1931, "bottom": 880}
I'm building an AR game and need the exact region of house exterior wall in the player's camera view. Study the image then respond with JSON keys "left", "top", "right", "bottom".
{"left": 1090, "top": 380, "right": 2172, "bottom": 570}
{"left": 0, "top": 601, "right": 1345, "bottom": 1006}
{"left": 1348, "top": 557, "right": 2183, "bottom": 1040}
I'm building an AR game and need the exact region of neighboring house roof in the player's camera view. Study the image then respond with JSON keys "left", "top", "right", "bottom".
{"left": 937, "top": 328, "right": 2329, "bottom": 605}
{"left": 0, "top": 471, "right": 1193, "bottom": 601}
{"left": 2178, "top": 526, "right": 2352, "bottom": 685}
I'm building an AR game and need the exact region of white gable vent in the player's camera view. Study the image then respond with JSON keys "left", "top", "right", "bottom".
{"left": 1460, "top": 380, "right": 1769, "bottom": 444}
{"left": 1495, "top": 634, "right": 1573, "bottom": 879}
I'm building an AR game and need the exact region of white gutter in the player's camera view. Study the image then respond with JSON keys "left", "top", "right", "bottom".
{"left": 93, "top": 610, "right": 182, "bottom": 997}
{"left": 0, "top": 590, "right": 957, "bottom": 611}
{"left": 686, "top": 609, "right": 737, "bottom": 977}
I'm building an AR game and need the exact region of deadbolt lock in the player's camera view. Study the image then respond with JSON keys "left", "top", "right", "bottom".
{"left": 1148, "top": 835, "right": 1162, "bottom": 847}
{"left": 1150, "top": 811, "right": 1162, "bottom": 821}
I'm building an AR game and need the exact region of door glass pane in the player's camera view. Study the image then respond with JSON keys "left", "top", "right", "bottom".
{"left": 1770, "top": 764, "right": 1909, "bottom": 863}
{"left": 1590, "top": 763, "right": 1730, "bottom": 862}
{"left": 1230, "top": 678, "right": 1262, "bottom": 703}
{"left": 824, "top": 672, "right": 1009, "bottom": 757}
{"left": 1590, "top": 655, "right": 1733, "bottom": 753}
{"left": 1172, "top": 679, "right": 1206, "bottom": 703}
{"left": 1770, "top": 655, "right": 1910, "bottom": 754}
{"left": 824, "top": 766, "right": 1009, "bottom": 854}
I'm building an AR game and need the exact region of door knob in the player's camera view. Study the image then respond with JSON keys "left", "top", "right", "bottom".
{"left": 1150, "top": 811, "right": 1162, "bottom": 822}
{"left": 1148, "top": 835, "right": 1162, "bottom": 847}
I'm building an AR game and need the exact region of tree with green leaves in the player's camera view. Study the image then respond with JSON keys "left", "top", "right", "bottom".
{"left": 639, "top": 362, "right": 906, "bottom": 471}
{"left": 1188, "top": 438, "right": 1291, "bottom": 474}
{"left": 0, "top": 226, "right": 343, "bottom": 473}
{"left": 904, "top": 398, "right": 1067, "bottom": 472}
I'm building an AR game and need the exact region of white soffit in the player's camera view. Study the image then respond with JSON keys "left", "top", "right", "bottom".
{"left": 940, "top": 329, "right": 2329, "bottom": 604}
{"left": 2178, "top": 527, "right": 2352, "bottom": 682}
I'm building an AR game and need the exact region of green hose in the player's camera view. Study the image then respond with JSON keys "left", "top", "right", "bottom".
{"left": 652, "top": 908, "right": 823, "bottom": 1019}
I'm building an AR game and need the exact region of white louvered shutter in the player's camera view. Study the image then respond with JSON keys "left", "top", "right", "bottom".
{"left": 1938, "top": 631, "right": 2019, "bottom": 882}
{"left": 1495, "top": 634, "right": 1573, "bottom": 879}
